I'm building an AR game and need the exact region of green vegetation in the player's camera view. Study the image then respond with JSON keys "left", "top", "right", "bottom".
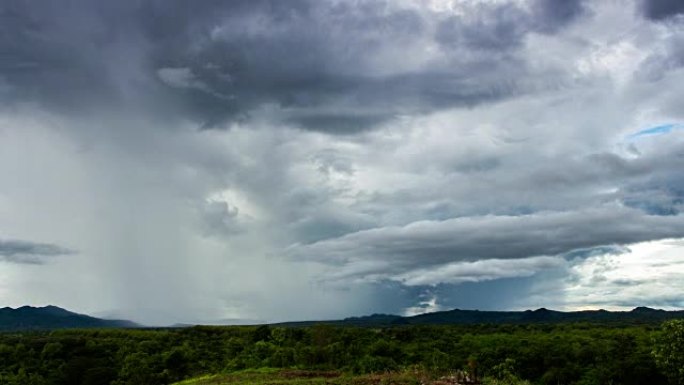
{"left": 0, "top": 321, "right": 681, "bottom": 385}
{"left": 169, "top": 368, "right": 533, "bottom": 385}
{"left": 653, "top": 320, "right": 684, "bottom": 385}
{"left": 172, "top": 369, "right": 422, "bottom": 385}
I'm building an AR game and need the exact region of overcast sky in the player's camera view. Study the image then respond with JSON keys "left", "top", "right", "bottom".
{"left": 1, "top": 0, "right": 684, "bottom": 325}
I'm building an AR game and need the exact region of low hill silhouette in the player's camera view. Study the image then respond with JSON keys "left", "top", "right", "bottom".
{"left": 0, "top": 305, "right": 137, "bottom": 331}
{"left": 277, "top": 307, "right": 684, "bottom": 327}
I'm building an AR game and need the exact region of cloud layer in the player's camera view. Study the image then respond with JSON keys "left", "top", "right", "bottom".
{"left": 287, "top": 206, "right": 684, "bottom": 284}
{"left": 0, "top": 0, "right": 595, "bottom": 132}
{"left": 1, "top": 0, "right": 683, "bottom": 323}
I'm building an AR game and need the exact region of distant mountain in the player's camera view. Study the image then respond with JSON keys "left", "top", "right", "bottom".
{"left": 276, "top": 307, "right": 684, "bottom": 327}
{"left": 402, "top": 307, "right": 684, "bottom": 325}
{"left": 6, "top": 305, "right": 681, "bottom": 331}
{"left": 0, "top": 305, "right": 137, "bottom": 331}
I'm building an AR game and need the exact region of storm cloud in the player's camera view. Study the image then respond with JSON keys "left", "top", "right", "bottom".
{"left": 1, "top": 0, "right": 684, "bottom": 324}
{"left": 286, "top": 206, "right": 684, "bottom": 284}
{"left": 1, "top": 0, "right": 588, "bottom": 133}
{"left": 640, "top": 0, "right": 684, "bottom": 20}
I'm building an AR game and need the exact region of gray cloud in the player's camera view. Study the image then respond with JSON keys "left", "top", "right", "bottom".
{"left": 434, "top": 275, "right": 554, "bottom": 311}
{"left": 199, "top": 201, "right": 244, "bottom": 237}
{"left": 0, "top": 0, "right": 586, "bottom": 133}
{"left": 532, "top": 0, "right": 587, "bottom": 32}
{"left": 435, "top": 3, "right": 530, "bottom": 52}
{"left": 286, "top": 206, "right": 684, "bottom": 284}
{"left": 640, "top": 0, "right": 684, "bottom": 20}
{"left": 638, "top": 33, "right": 684, "bottom": 82}
{"left": 562, "top": 245, "right": 630, "bottom": 261}
{"left": 435, "top": 0, "right": 585, "bottom": 52}
{"left": 394, "top": 256, "right": 563, "bottom": 286}
{"left": 0, "top": 239, "right": 74, "bottom": 264}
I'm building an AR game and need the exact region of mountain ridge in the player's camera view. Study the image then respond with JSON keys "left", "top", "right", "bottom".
{"left": 276, "top": 306, "right": 684, "bottom": 327}
{"left": 0, "top": 305, "right": 138, "bottom": 331}
{"left": 3, "top": 305, "right": 684, "bottom": 331}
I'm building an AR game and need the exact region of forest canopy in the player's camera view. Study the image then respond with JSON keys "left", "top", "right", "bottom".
{"left": 1, "top": 321, "right": 682, "bottom": 385}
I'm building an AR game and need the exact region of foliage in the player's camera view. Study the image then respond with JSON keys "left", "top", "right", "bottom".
{"left": 0, "top": 322, "right": 679, "bottom": 385}
{"left": 653, "top": 320, "right": 684, "bottom": 385}
{"left": 172, "top": 369, "right": 424, "bottom": 385}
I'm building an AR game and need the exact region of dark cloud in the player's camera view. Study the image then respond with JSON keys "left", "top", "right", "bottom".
{"left": 287, "top": 114, "right": 391, "bottom": 135}
{"left": 531, "top": 0, "right": 586, "bottom": 33}
{"left": 393, "top": 256, "right": 563, "bottom": 287}
{"left": 622, "top": 184, "right": 684, "bottom": 215}
{"left": 286, "top": 206, "right": 684, "bottom": 284}
{"left": 562, "top": 245, "right": 630, "bottom": 261}
{"left": 433, "top": 275, "right": 550, "bottom": 311}
{"left": 0, "top": 239, "right": 74, "bottom": 264}
{"left": 0, "top": 0, "right": 586, "bottom": 133}
{"left": 435, "top": 0, "right": 585, "bottom": 52}
{"left": 636, "top": 34, "right": 684, "bottom": 82}
{"left": 0, "top": 0, "right": 413, "bottom": 130}
{"left": 639, "top": 0, "right": 684, "bottom": 20}
{"left": 200, "top": 201, "right": 244, "bottom": 237}
{"left": 435, "top": 3, "right": 530, "bottom": 52}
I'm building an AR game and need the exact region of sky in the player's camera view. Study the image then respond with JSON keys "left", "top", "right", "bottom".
{"left": 1, "top": 0, "right": 684, "bottom": 326}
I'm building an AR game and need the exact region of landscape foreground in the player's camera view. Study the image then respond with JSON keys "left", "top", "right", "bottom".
{"left": 173, "top": 368, "right": 505, "bottom": 385}
{"left": 2, "top": 319, "right": 684, "bottom": 385}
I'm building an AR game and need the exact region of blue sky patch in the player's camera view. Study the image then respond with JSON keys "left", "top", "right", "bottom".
{"left": 628, "top": 123, "right": 682, "bottom": 140}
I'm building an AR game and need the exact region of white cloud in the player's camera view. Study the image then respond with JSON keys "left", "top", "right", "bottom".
{"left": 404, "top": 292, "right": 443, "bottom": 316}
{"left": 563, "top": 238, "right": 684, "bottom": 310}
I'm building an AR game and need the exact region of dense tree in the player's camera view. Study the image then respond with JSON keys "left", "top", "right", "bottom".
{"left": 0, "top": 321, "right": 678, "bottom": 385}
{"left": 653, "top": 320, "right": 684, "bottom": 385}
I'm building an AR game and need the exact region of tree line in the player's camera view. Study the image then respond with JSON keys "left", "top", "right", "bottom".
{"left": 0, "top": 320, "right": 682, "bottom": 385}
